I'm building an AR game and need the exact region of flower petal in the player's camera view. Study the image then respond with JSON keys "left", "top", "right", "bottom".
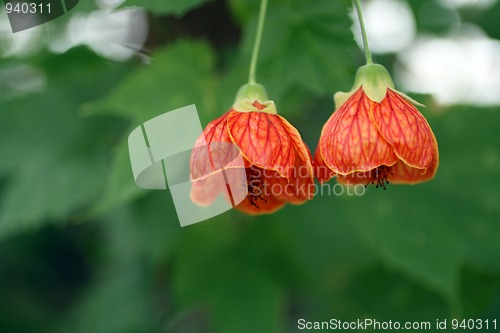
{"left": 190, "top": 113, "right": 229, "bottom": 180}
{"left": 236, "top": 193, "right": 286, "bottom": 215}
{"left": 270, "top": 149, "right": 314, "bottom": 204}
{"left": 227, "top": 111, "right": 296, "bottom": 178}
{"left": 371, "top": 89, "right": 438, "bottom": 172}
{"left": 190, "top": 112, "right": 246, "bottom": 181}
{"left": 265, "top": 115, "right": 315, "bottom": 203}
{"left": 336, "top": 144, "right": 439, "bottom": 186}
{"left": 190, "top": 112, "right": 248, "bottom": 207}
{"left": 336, "top": 170, "right": 373, "bottom": 186}
{"left": 319, "top": 88, "right": 398, "bottom": 175}
{"left": 279, "top": 116, "right": 315, "bottom": 201}
{"left": 389, "top": 144, "right": 439, "bottom": 184}
{"left": 189, "top": 171, "right": 227, "bottom": 206}
{"left": 313, "top": 145, "right": 336, "bottom": 183}
{"left": 236, "top": 166, "right": 286, "bottom": 215}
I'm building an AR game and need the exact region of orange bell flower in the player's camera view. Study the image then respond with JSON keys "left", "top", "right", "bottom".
{"left": 190, "top": 84, "right": 314, "bottom": 214}
{"left": 314, "top": 64, "right": 439, "bottom": 188}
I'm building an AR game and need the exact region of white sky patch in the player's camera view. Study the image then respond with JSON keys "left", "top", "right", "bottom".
{"left": 396, "top": 26, "right": 500, "bottom": 106}
{"left": 50, "top": 8, "right": 148, "bottom": 61}
{"left": 352, "top": 0, "right": 416, "bottom": 54}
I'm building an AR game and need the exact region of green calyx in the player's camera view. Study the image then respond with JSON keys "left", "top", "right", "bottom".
{"left": 334, "top": 63, "right": 424, "bottom": 109}
{"left": 353, "top": 63, "right": 394, "bottom": 103}
{"left": 233, "top": 83, "right": 277, "bottom": 114}
{"left": 235, "top": 83, "right": 268, "bottom": 104}
{"left": 334, "top": 63, "right": 394, "bottom": 109}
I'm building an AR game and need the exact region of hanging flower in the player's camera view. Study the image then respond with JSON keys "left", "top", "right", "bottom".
{"left": 190, "top": 84, "right": 314, "bottom": 214}
{"left": 314, "top": 64, "right": 439, "bottom": 188}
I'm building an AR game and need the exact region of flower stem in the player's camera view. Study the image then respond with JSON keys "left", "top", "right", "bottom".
{"left": 248, "top": 0, "right": 268, "bottom": 84}
{"left": 353, "top": 0, "right": 373, "bottom": 65}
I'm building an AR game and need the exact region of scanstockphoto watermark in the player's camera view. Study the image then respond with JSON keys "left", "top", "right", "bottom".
{"left": 297, "top": 318, "right": 433, "bottom": 331}
{"left": 247, "top": 164, "right": 387, "bottom": 180}
{"left": 246, "top": 166, "right": 366, "bottom": 198}
{"left": 255, "top": 179, "right": 366, "bottom": 198}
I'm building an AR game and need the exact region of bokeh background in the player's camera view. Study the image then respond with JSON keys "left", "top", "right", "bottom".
{"left": 0, "top": 0, "right": 499, "bottom": 332}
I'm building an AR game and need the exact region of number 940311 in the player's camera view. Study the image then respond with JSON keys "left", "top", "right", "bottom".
{"left": 451, "top": 319, "right": 497, "bottom": 330}
{"left": 5, "top": 2, "right": 51, "bottom": 14}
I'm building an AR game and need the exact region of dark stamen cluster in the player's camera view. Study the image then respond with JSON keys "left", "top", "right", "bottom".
{"left": 366, "top": 165, "right": 393, "bottom": 190}
{"left": 246, "top": 167, "right": 268, "bottom": 208}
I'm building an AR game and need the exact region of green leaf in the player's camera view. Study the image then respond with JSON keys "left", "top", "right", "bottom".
{"left": 88, "top": 136, "right": 147, "bottom": 216}
{"left": 432, "top": 107, "right": 500, "bottom": 272}
{"left": 349, "top": 190, "right": 464, "bottom": 303}
{"left": 133, "top": 191, "right": 181, "bottom": 264}
{"left": 58, "top": 202, "right": 180, "bottom": 333}
{"left": 283, "top": 199, "right": 378, "bottom": 274}
{"left": 121, "top": 0, "right": 213, "bottom": 16}
{"left": 227, "top": 0, "right": 261, "bottom": 25}
{"left": 240, "top": 0, "right": 357, "bottom": 101}
{"left": 0, "top": 48, "right": 130, "bottom": 239}
{"left": 171, "top": 221, "right": 291, "bottom": 333}
{"left": 59, "top": 267, "right": 154, "bottom": 333}
{"left": 351, "top": 266, "right": 450, "bottom": 320}
{"left": 86, "top": 39, "right": 217, "bottom": 124}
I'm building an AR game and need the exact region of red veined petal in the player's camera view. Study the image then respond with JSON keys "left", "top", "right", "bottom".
{"left": 235, "top": 166, "right": 286, "bottom": 214}
{"left": 265, "top": 115, "right": 315, "bottom": 203}
{"left": 372, "top": 89, "right": 437, "bottom": 172}
{"left": 190, "top": 112, "right": 246, "bottom": 181}
{"left": 227, "top": 111, "right": 296, "bottom": 178}
{"left": 236, "top": 194, "right": 286, "bottom": 214}
{"left": 190, "top": 171, "right": 227, "bottom": 206}
{"left": 279, "top": 114, "right": 313, "bottom": 170}
{"left": 313, "top": 145, "right": 336, "bottom": 183}
{"left": 336, "top": 170, "right": 373, "bottom": 186}
{"left": 271, "top": 149, "right": 314, "bottom": 204}
{"left": 277, "top": 115, "right": 315, "bottom": 201}
{"left": 336, "top": 143, "right": 439, "bottom": 186}
{"left": 190, "top": 112, "right": 229, "bottom": 180}
{"left": 271, "top": 173, "right": 314, "bottom": 204}
{"left": 319, "top": 88, "right": 398, "bottom": 175}
{"left": 388, "top": 143, "right": 439, "bottom": 184}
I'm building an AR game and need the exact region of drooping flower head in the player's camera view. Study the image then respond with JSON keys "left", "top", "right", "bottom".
{"left": 314, "top": 64, "right": 439, "bottom": 188}
{"left": 190, "top": 83, "right": 314, "bottom": 214}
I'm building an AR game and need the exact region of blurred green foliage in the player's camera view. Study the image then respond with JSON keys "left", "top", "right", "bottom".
{"left": 120, "top": 0, "right": 214, "bottom": 16}
{"left": 0, "top": 0, "right": 499, "bottom": 332}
